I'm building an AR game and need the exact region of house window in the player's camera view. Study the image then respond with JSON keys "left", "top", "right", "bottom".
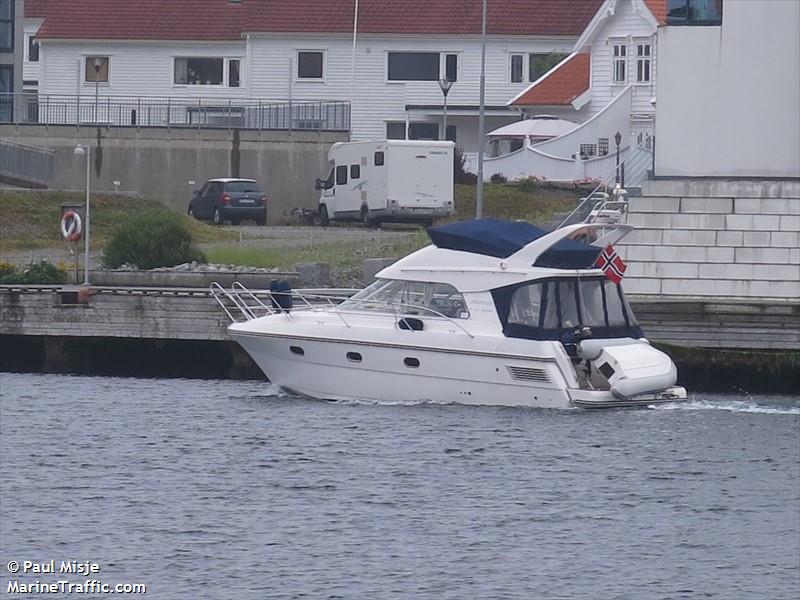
{"left": 667, "top": 0, "right": 723, "bottom": 25}
{"left": 0, "top": 66, "right": 12, "bottom": 121}
{"left": 579, "top": 144, "right": 597, "bottom": 158}
{"left": 386, "top": 122, "right": 406, "bottom": 139}
{"left": 529, "top": 53, "right": 568, "bottom": 82}
{"left": 84, "top": 57, "right": 110, "bottom": 83}
{"left": 175, "top": 57, "right": 223, "bottom": 85}
{"left": 409, "top": 122, "right": 439, "bottom": 140}
{"left": 388, "top": 52, "right": 439, "bottom": 81}
{"left": 510, "top": 54, "right": 523, "bottom": 83}
{"left": 445, "top": 53, "right": 458, "bottom": 82}
{"left": 229, "top": 59, "right": 240, "bottom": 87}
{"left": 297, "top": 51, "right": 324, "bottom": 79}
{"left": 636, "top": 43, "right": 651, "bottom": 82}
{"left": 598, "top": 137, "right": 609, "bottom": 156}
{"left": 0, "top": 0, "right": 12, "bottom": 51}
{"left": 336, "top": 165, "right": 348, "bottom": 186}
{"left": 350, "top": 164, "right": 360, "bottom": 179}
{"left": 27, "top": 35, "right": 39, "bottom": 62}
{"left": 445, "top": 125, "right": 456, "bottom": 143}
{"left": 612, "top": 44, "right": 626, "bottom": 84}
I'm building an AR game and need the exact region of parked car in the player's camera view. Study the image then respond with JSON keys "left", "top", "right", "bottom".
{"left": 188, "top": 178, "right": 268, "bottom": 225}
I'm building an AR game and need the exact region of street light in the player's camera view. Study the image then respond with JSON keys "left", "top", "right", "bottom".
{"left": 91, "top": 57, "right": 103, "bottom": 123}
{"left": 614, "top": 131, "right": 622, "bottom": 184}
{"left": 73, "top": 144, "right": 91, "bottom": 285}
{"left": 438, "top": 78, "right": 453, "bottom": 141}
{"left": 476, "top": 0, "right": 487, "bottom": 219}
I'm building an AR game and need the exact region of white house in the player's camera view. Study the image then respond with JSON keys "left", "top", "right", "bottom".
{"left": 483, "top": 0, "right": 663, "bottom": 183}
{"left": 619, "top": 0, "right": 800, "bottom": 303}
{"left": 22, "top": 0, "right": 604, "bottom": 157}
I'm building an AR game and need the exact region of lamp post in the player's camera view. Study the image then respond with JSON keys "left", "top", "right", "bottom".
{"left": 73, "top": 144, "right": 91, "bottom": 285}
{"left": 476, "top": 0, "right": 487, "bottom": 219}
{"left": 437, "top": 78, "right": 453, "bottom": 141}
{"left": 90, "top": 57, "right": 104, "bottom": 123}
{"left": 614, "top": 130, "right": 622, "bottom": 184}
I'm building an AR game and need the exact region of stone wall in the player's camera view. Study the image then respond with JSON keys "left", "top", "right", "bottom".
{"left": 620, "top": 179, "right": 800, "bottom": 300}
{"left": 0, "top": 124, "right": 346, "bottom": 222}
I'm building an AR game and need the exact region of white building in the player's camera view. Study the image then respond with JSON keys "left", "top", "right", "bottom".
{"left": 22, "top": 0, "right": 603, "bottom": 156}
{"left": 621, "top": 0, "right": 800, "bottom": 303}
{"left": 484, "top": 0, "right": 663, "bottom": 182}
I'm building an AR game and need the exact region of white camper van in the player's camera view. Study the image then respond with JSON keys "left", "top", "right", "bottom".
{"left": 315, "top": 140, "right": 455, "bottom": 226}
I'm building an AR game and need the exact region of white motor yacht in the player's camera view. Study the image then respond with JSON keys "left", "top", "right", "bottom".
{"left": 215, "top": 219, "right": 687, "bottom": 409}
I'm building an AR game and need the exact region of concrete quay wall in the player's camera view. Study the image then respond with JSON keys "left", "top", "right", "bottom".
{"left": 0, "top": 124, "right": 346, "bottom": 221}
{"left": 620, "top": 179, "right": 800, "bottom": 300}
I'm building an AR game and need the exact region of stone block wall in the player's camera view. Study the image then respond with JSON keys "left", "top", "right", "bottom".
{"left": 619, "top": 180, "right": 800, "bottom": 299}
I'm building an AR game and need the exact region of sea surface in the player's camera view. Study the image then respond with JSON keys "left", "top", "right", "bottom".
{"left": 1, "top": 373, "right": 798, "bottom": 599}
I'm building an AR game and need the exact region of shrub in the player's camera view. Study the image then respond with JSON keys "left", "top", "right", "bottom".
{"left": 490, "top": 173, "right": 508, "bottom": 184}
{"left": 0, "top": 260, "right": 67, "bottom": 284}
{"left": 515, "top": 175, "right": 547, "bottom": 194}
{"left": 102, "top": 210, "right": 206, "bottom": 269}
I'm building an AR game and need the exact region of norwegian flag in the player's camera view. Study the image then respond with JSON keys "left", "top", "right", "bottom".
{"left": 594, "top": 245, "right": 627, "bottom": 284}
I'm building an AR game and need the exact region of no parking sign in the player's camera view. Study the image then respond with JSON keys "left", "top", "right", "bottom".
{"left": 60, "top": 210, "right": 82, "bottom": 242}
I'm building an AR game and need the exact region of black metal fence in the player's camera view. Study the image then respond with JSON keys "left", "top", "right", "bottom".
{"left": 0, "top": 94, "right": 351, "bottom": 132}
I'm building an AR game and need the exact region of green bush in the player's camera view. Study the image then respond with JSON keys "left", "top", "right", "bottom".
{"left": 0, "top": 260, "right": 67, "bottom": 284}
{"left": 102, "top": 211, "right": 206, "bottom": 269}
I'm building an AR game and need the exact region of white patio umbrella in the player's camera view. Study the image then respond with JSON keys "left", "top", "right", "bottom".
{"left": 488, "top": 115, "right": 577, "bottom": 140}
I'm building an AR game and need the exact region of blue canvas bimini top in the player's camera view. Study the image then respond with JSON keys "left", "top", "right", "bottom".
{"left": 427, "top": 219, "right": 601, "bottom": 269}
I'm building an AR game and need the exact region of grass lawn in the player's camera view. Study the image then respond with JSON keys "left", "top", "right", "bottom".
{"left": 453, "top": 182, "right": 579, "bottom": 224}
{"left": 0, "top": 190, "right": 235, "bottom": 252}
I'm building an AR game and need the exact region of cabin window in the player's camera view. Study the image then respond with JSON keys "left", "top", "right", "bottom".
{"left": 404, "top": 357, "right": 421, "bottom": 368}
{"left": 350, "top": 164, "right": 360, "bottom": 179}
{"left": 289, "top": 346, "right": 305, "bottom": 356}
{"left": 27, "top": 35, "right": 39, "bottom": 62}
{"left": 84, "top": 56, "right": 110, "bottom": 83}
{"left": 612, "top": 44, "right": 626, "bottom": 84}
{"left": 497, "top": 277, "right": 641, "bottom": 341}
{"left": 667, "top": 0, "right": 723, "bottom": 25}
{"left": 636, "top": 43, "right": 651, "bottom": 83}
{"left": 297, "top": 51, "right": 324, "bottom": 79}
{"left": 346, "top": 352, "right": 362, "bottom": 363}
{"left": 374, "top": 151, "right": 385, "bottom": 166}
{"left": 335, "top": 165, "right": 348, "bottom": 185}
{"left": 528, "top": 53, "right": 568, "bottom": 82}
{"left": 510, "top": 54, "right": 524, "bottom": 83}
{"left": 341, "top": 279, "right": 469, "bottom": 319}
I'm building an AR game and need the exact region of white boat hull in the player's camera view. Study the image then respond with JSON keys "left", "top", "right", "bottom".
{"left": 229, "top": 322, "right": 682, "bottom": 409}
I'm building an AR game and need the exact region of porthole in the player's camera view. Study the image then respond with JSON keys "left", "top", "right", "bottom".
{"left": 289, "top": 346, "right": 305, "bottom": 356}
{"left": 347, "top": 352, "right": 362, "bottom": 363}
{"left": 404, "top": 357, "right": 420, "bottom": 368}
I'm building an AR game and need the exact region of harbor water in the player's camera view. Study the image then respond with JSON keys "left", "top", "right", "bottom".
{"left": 1, "top": 373, "right": 798, "bottom": 599}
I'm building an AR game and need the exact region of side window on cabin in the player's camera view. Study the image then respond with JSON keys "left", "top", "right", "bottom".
{"left": 350, "top": 164, "right": 360, "bottom": 179}
{"left": 336, "top": 165, "right": 348, "bottom": 186}
{"left": 374, "top": 151, "right": 385, "bottom": 166}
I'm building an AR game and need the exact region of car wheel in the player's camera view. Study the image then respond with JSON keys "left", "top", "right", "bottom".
{"left": 230, "top": 217, "right": 241, "bottom": 226}
{"left": 255, "top": 215, "right": 266, "bottom": 226}
{"left": 319, "top": 204, "right": 329, "bottom": 227}
{"left": 212, "top": 207, "right": 223, "bottom": 226}
{"left": 188, "top": 205, "right": 197, "bottom": 220}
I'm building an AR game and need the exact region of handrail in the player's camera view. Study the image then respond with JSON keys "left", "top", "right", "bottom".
{"left": 210, "top": 283, "right": 474, "bottom": 337}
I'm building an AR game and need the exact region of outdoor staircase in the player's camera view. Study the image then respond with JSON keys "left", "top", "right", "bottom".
{"left": 0, "top": 139, "right": 55, "bottom": 189}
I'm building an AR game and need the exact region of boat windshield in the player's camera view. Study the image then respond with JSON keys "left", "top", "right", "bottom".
{"left": 341, "top": 279, "right": 469, "bottom": 319}
{"left": 492, "top": 276, "right": 642, "bottom": 340}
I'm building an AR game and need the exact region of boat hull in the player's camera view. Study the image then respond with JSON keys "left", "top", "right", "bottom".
{"left": 230, "top": 329, "right": 680, "bottom": 409}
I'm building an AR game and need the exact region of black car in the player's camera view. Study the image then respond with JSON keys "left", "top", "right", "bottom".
{"left": 188, "top": 178, "right": 268, "bottom": 225}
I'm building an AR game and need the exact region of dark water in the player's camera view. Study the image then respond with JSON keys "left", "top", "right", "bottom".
{"left": 1, "top": 373, "right": 798, "bottom": 600}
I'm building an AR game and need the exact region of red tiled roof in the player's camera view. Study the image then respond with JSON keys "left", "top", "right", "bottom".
{"left": 37, "top": 0, "right": 604, "bottom": 41}
{"left": 510, "top": 53, "right": 590, "bottom": 106}
{"left": 24, "top": 0, "right": 56, "bottom": 18}
{"left": 643, "top": 0, "right": 667, "bottom": 25}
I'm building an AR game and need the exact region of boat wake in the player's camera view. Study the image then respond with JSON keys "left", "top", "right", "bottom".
{"left": 650, "top": 399, "right": 799, "bottom": 415}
